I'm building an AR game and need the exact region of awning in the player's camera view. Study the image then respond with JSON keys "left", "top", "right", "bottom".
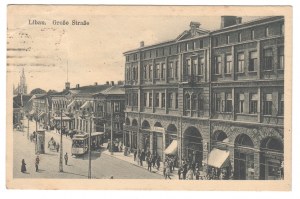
{"left": 164, "top": 140, "right": 178, "bottom": 155}
{"left": 53, "top": 116, "right": 71, "bottom": 120}
{"left": 38, "top": 112, "right": 46, "bottom": 117}
{"left": 29, "top": 110, "right": 35, "bottom": 115}
{"left": 203, "top": 148, "right": 230, "bottom": 168}
{"left": 67, "top": 100, "right": 76, "bottom": 109}
{"left": 80, "top": 101, "right": 92, "bottom": 109}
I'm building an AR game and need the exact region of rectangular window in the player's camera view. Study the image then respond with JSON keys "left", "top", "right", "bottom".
{"left": 168, "top": 62, "right": 174, "bottom": 78}
{"left": 251, "top": 29, "right": 255, "bottom": 40}
{"left": 175, "top": 61, "right": 179, "bottom": 78}
{"left": 198, "top": 58, "right": 204, "bottom": 75}
{"left": 186, "top": 59, "right": 191, "bottom": 76}
{"left": 198, "top": 95, "right": 204, "bottom": 111}
{"left": 237, "top": 93, "right": 244, "bottom": 113}
{"left": 143, "top": 65, "right": 147, "bottom": 79}
{"left": 215, "top": 56, "right": 222, "bottom": 74}
{"left": 249, "top": 51, "right": 258, "bottom": 72}
{"left": 156, "top": 50, "right": 158, "bottom": 57}
{"left": 199, "top": 40, "right": 204, "bottom": 49}
{"left": 149, "top": 65, "right": 153, "bottom": 79}
{"left": 264, "top": 48, "right": 273, "bottom": 70}
{"left": 225, "top": 93, "right": 232, "bottom": 112}
{"left": 215, "top": 38, "right": 219, "bottom": 46}
{"left": 169, "top": 46, "right": 172, "bottom": 55}
{"left": 168, "top": 93, "right": 173, "bottom": 108}
{"left": 225, "top": 54, "right": 232, "bottom": 74}
{"left": 278, "top": 46, "right": 284, "bottom": 69}
{"left": 175, "top": 93, "right": 178, "bottom": 109}
{"left": 161, "top": 63, "right": 166, "bottom": 79}
{"left": 237, "top": 53, "right": 245, "bottom": 73}
{"left": 155, "top": 64, "right": 160, "bottom": 79}
{"left": 265, "top": 27, "right": 269, "bottom": 37}
{"left": 155, "top": 93, "right": 160, "bottom": 107}
{"left": 226, "top": 35, "right": 230, "bottom": 44}
{"left": 176, "top": 45, "right": 180, "bottom": 53}
{"left": 143, "top": 93, "right": 147, "bottom": 107}
{"left": 263, "top": 93, "right": 273, "bottom": 115}
{"left": 162, "top": 93, "right": 166, "bottom": 108}
{"left": 238, "top": 33, "right": 242, "bottom": 42}
{"left": 278, "top": 93, "right": 284, "bottom": 116}
{"left": 280, "top": 23, "right": 284, "bottom": 35}
{"left": 250, "top": 93, "right": 258, "bottom": 114}
{"left": 192, "top": 59, "right": 198, "bottom": 75}
{"left": 114, "top": 102, "right": 120, "bottom": 112}
{"left": 162, "top": 48, "right": 165, "bottom": 56}
{"left": 149, "top": 93, "right": 152, "bottom": 107}
{"left": 150, "top": 51, "right": 152, "bottom": 58}
{"left": 215, "top": 93, "right": 221, "bottom": 112}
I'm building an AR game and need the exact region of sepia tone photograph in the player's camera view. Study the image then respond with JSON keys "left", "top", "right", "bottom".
{"left": 6, "top": 5, "right": 292, "bottom": 190}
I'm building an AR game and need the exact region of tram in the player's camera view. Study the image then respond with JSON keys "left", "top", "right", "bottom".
{"left": 71, "top": 132, "right": 105, "bottom": 156}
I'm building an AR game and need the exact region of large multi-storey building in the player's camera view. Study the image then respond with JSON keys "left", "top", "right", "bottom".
{"left": 123, "top": 16, "right": 284, "bottom": 180}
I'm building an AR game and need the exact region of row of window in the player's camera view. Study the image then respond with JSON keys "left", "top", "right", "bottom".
{"left": 213, "top": 92, "right": 284, "bottom": 116}
{"left": 214, "top": 23, "right": 284, "bottom": 47}
{"left": 143, "top": 92, "right": 179, "bottom": 109}
{"left": 183, "top": 93, "right": 205, "bottom": 111}
{"left": 143, "top": 61, "right": 180, "bottom": 80}
{"left": 125, "top": 40, "right": 205, "bottom": 62}
{"left": 213, "top": 46, "right": 284, "bottom": 75}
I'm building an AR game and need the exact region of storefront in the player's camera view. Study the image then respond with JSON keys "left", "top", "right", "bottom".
{"left": 183, "top": 126, "right": 203, "bottom": 164}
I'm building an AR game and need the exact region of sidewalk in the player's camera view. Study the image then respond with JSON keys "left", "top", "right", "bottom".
{"left": 102, "top": 143, "right": 178, "bottom": 178}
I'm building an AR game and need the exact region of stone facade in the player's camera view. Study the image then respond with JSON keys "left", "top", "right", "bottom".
{"left": 123, "top": 16, "right": 284, "bottom": 180}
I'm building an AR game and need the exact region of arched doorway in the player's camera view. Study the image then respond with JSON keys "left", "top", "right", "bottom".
{"left": 260, "top": 137, "right": 283, "bottom": 180}
{"left": 131, "top": 119, "right": 138, "bottom": 150}
{"left": 234, "top": 134, "right": 255, "bottom": 180}
{"left": 153, "top": 122, "right": 164, "bottom": 157}
{"left": 183, "top": 126, "right": 203, "bottom": 165}
{"left": 141, "top": 120, "right": 151, "bottom": 152}
{"left": 166, "top": 124, "right": 177, "bottom": 148}
{"left": 125, "top": 118, "right": 130, "bottom": 125}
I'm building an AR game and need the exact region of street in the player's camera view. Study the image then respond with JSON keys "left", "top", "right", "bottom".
{"left": 13, "top": 119, "right": 163, "bottom": 179}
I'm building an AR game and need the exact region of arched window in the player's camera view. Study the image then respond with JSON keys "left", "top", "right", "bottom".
{"left": 191, "top": 94, "right": 197, "bottom": 110}
{"left": 185, "top": 93, "right": 191, "bottom": 110}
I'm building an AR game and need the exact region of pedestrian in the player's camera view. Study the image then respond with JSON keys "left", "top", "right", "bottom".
{"left": 152, "top": 153, "right": 156, "bottom": 168}
{"left": 56, "top": 143, "right": 60, "bottom": 152}
{"left": 195, "top": 169, "right": 200, "bottom": 180}
{"left": 182, "top": 162, "right": 188, "bottom": 180}
{"left": 35, "top": 155, "right": 40, "bottom": 172}
{"left": 134, "top": 150, "right": 137, "bottom": 161}
{"left": 64, "top": 152, "right": 68, "bottom": 165}
{"left": 165, "top": 165, "right": 171, "bottom": 180}
{"left": 178, "top": 167, "right": 182, "bottom": 180}
{"left": 137, "top": 149, "right": 141, "bottom": 165}
{"left": 147, "top": 156, "right": 152, "bottom": 172}
{"left": 186, "top": 168, "right": 194, "bottom": 180}
{"left": 156, "top": 155, "right": 161, "bottom": 170}
{"left": 140, "top": 150, "right": 145, "bottom": 166}
{"left": 21, "top": 159, "right": 26, "bottom": 173}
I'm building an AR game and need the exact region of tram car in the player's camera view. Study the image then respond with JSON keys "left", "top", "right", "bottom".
{"left": 71, "top": 133, "right": 89, "bottom": 156}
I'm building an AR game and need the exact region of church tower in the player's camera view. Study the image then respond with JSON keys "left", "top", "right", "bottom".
{"left": 19, "top": 68, "right": 27, "bottom": 94}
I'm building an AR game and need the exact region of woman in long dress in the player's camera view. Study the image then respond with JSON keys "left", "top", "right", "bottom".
{"left": 21, "top": 159, "right": 26, "bottom": 173}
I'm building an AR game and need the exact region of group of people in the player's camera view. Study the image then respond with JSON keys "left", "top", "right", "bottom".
{"left": 48, "top": 137, "right": 60, "bottom": 152}
{"left": 21, "top": 155, "right": 40, "bottom": 173}
{"left": 134, "top": 149, "right": 161, "bottom": 172}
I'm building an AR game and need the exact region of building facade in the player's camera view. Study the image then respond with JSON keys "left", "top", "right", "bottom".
{"left": 123, "top": 16, "right": 284, "bottom": 180}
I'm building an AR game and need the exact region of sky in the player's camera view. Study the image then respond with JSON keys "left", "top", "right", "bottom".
{"left": 7, "top": 5, "right": 261, "bottom": 92}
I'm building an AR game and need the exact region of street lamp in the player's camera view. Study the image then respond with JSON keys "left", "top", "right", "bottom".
{"left": 88, "top": 112, "right": 93, "bottom": 179}
{"left": 110, "top": 102, "right": 114, "bottom": 155}
{"left": 59, "top": 109, "right": 63, "bottom": 172}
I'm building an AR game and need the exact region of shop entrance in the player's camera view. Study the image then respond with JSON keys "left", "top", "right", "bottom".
{"left": 234, "top": 134, "right": 255, "bottom": 180}
{"left": 183, "top": 126, "right": 203, "bottom": 165}
{"left": 260, "top": 137, "right": 283, "bottom": 180}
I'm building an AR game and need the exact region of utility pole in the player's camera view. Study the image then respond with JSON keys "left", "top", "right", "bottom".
{"left": 88, "top": 114, "right": 92, "bottom": 179}
{"left": 110, "top": 102, "right": 113, "bottom": 155}
{"left": 35, "top": 114, "right": 38, "bottom": 154}
{"left": 59, "top": 109, "right": 63, "bottom": 172}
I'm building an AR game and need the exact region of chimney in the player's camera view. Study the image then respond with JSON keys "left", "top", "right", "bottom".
{"left": 190, "top": 21, "right": 201, "bottom": 36}
{"left": 236, "top": 17, "right": 242, "bottom": 24}
{"left": 65, "top": 82, "right": 70, "bottom": 90}
{"left": 221, "top": 16, "right": 237, "bottom": 28}
{"left": 76, "top": 84, "right": 80, "bottom": 88}
{"left": 140, "top": 41, "right": 144, "bottom": 47}
{"left": 94, "top": 82, "right": 98, "bottom": 86}
{"left": 106, "top": 81, "right": 109, "bottom": 85}
{"left": 111, "top": 81, "right": 114, "bottom": 86}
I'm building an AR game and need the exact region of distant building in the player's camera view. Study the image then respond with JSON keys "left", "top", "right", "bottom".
{"left": 13, "top": 68, "right": 28, "bottom": 95}
{"left": 123, "top": 16, "right": 284, "bottom": 180}
{"left": 13, "top": 94, "right": 32, "bottom": 126}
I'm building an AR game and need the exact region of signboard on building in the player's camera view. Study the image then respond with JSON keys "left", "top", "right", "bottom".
{"left": 152, "top": 126, "right": 165, "bottom": 133}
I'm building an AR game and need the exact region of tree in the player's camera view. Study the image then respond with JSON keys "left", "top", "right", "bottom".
{"left": 30, "top": 88, "right": 47, "bottom": 95}
{"left": 47, "top": 89, "right": 58, "bottom": 95}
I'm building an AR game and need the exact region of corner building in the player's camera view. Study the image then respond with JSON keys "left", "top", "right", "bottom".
{"left": 123, "top": 16, "right": 284, "bottom": 180}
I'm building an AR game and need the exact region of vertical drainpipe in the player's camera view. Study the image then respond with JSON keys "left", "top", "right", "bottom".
{"left": 207, "top": 34, "right": 212, "bottom": 175}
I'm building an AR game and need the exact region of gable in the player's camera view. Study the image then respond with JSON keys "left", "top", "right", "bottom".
{"left": 176, "top": 28, "right": 210, "bottom": 41}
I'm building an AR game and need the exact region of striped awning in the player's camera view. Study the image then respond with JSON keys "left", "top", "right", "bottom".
{"left": 203, "top": 148, "right": 230, "bottom": 168}
{"left": 80, "top": 101, "right": 92, "bottom": 109}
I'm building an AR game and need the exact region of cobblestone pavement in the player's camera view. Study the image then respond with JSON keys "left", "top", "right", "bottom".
{"left": 13, "top": 120, "right": 163, "bottom": 179}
